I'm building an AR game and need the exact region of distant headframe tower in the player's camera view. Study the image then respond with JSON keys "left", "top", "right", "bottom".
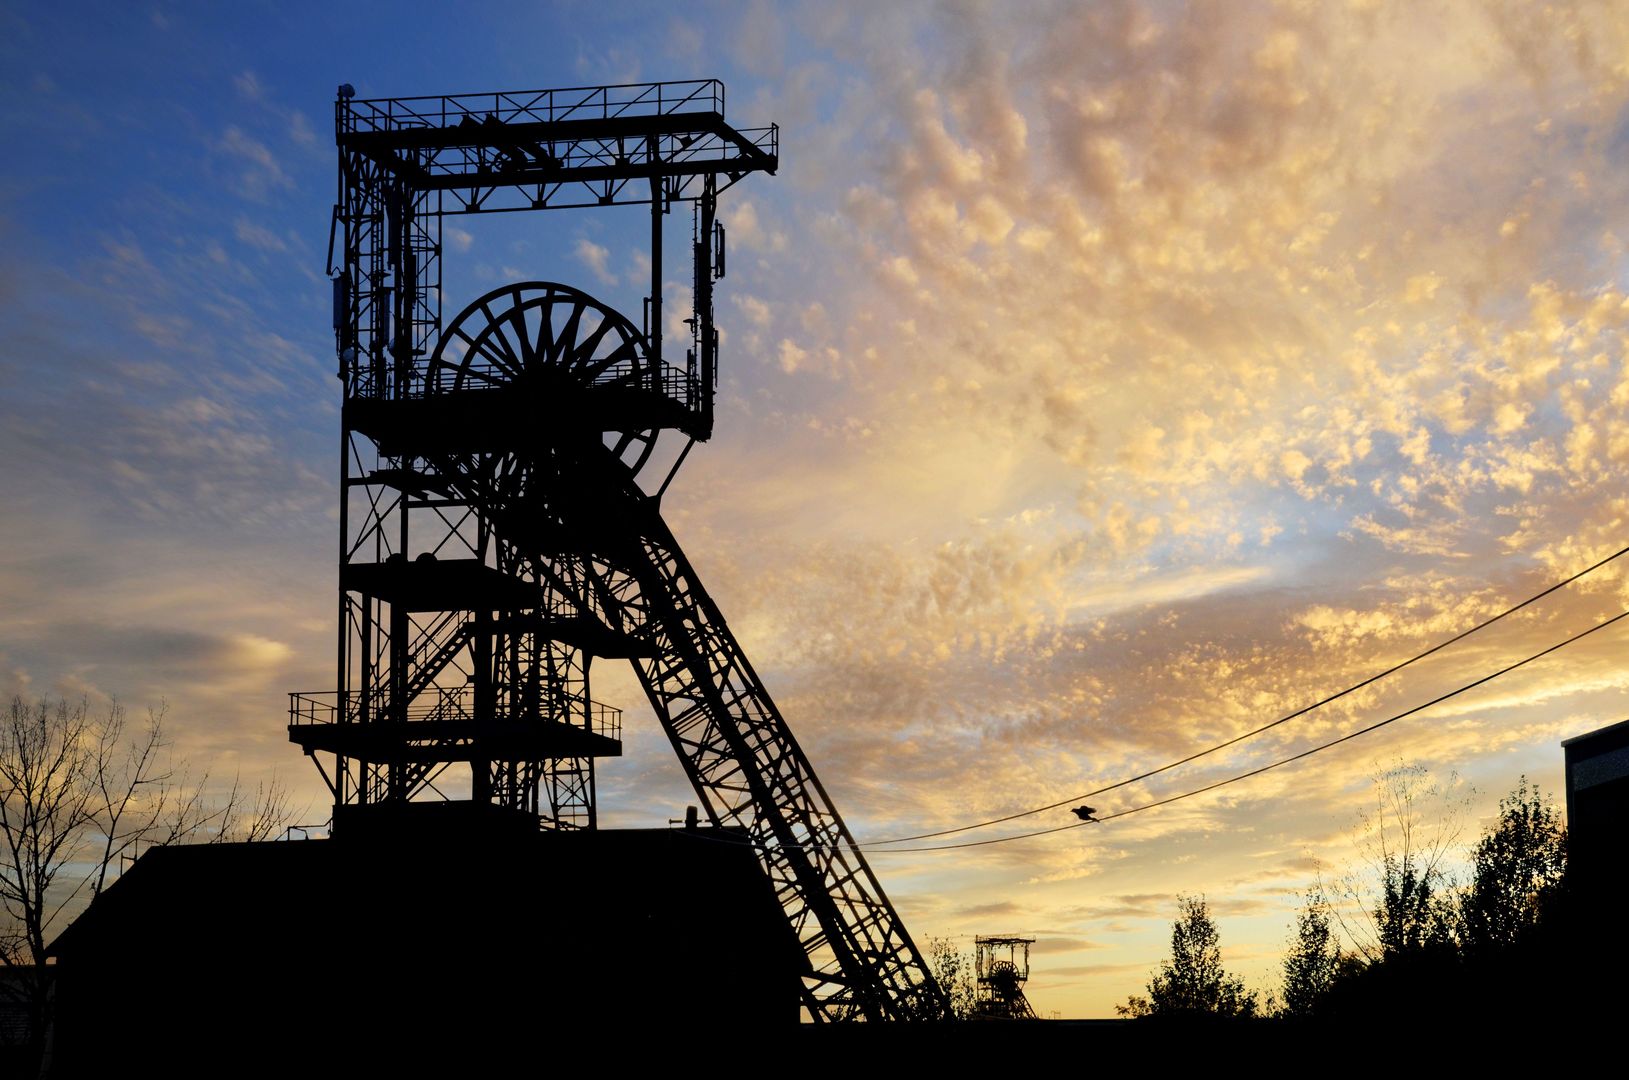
{"left": 288, "top": 80, "right": 946, "bottom": 1022}
{"left": 974, "top": 935, "right": 1038, "bottom": 1020}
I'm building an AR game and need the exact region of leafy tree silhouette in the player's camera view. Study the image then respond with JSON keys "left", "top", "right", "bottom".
{"left": 1119, "top": 894, "right": 1258, "bottom": 1019}
{"left": 1301, "top": 771, "right": 1577, "bottom": 1025}
{"left": 923, "top": 935, "right": 977, "bottom": 1020}
{"left": 1279, "top": 887, "right": 1342, "bottom": 1019}
{"left": 1457, "top": 775, "right": 1566, "bottom": 955}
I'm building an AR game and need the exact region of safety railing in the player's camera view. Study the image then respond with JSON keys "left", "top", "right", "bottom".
{"left": 587, "top": 701, "right": 622, "bottom": 743}
{"left": 289, "top": 691, "right": 339, "bottom": 725}
{"left": 414, "top": 353, "right": 700, "bottom": 416}
{"left": 341, "top": 80, "right": 726, "bottom": 137}
{"left": 290, "top": 688, "right": 620, "bottom": 741}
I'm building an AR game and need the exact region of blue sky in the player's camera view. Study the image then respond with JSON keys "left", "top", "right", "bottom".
{"left": 4, "top": 1, "right": 1629, "bottom": 1016}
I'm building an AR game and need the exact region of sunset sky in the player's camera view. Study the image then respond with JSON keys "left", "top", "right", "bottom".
{"left": 3, "top": 1, "right": 1628, "bottom": 1017}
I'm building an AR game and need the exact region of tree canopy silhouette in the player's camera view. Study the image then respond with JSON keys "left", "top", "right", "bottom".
{"left": 1457, "top": 775, "right": 1565, "bottom": 954}
{"left": 1279, "top": 887, "right": 1342, "bottom": 1019}
{"left": 1284, "top": 768, "right": 1577, "bottom": 1024}
{"left": 1119, "top": 894, "right": 1258, "bottom": 1019}
{"left": 922, "top": 935, "right": 977, "bottom": 1020}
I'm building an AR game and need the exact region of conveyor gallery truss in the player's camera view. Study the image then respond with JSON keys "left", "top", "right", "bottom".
{"left": 288, "top": 80, "right": 947, "bottom": 1022}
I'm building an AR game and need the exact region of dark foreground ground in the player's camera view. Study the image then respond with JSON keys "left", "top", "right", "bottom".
{"left": 25, "top": 820, "right": 1620, "bottom": 1075}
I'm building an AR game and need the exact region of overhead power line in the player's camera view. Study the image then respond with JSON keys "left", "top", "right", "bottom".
{"left": 857, "top": 606, "right": 1629, "bottom": 853}
{"left": 865, "top": 543, "right": 1629, "bottom": 846}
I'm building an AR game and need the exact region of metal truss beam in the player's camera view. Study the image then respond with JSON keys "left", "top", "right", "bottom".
{"left": 491, "top": 449, "right": 951, "bottom": 1022}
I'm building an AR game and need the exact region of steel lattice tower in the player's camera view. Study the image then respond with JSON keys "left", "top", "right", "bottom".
{"left": 974, "top": 936, "right": 1038, "bottom": 1020}
{"left": 287, "top": 80, "right": 948, "bottom": 1022}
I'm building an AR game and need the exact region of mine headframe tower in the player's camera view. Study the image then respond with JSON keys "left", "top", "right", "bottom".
{"left": 287, "top": 79, "right": 948, "bottom": 1023}
{"left": 973, "top": 936, "right": 1038, "bottom": 1020}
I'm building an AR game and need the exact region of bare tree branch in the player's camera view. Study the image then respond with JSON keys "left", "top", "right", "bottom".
{"left": 0, "top": 693, "right": 296, "bottom": 1063}
{"left": 1326, "top": 760, "right": 1471, "bottom": 963}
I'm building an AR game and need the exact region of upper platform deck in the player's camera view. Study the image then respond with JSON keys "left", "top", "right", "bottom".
{"left": 337, "top": 78, "right": 777, "bottom": 212}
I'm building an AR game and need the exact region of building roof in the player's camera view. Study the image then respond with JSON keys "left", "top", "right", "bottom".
{"left": 1561, "top": 717, "right": 1629, "bottom": 750}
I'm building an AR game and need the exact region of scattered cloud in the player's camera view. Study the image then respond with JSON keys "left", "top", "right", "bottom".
{"left": 233, "top": 70, "right": 264, "bottom": 101}
{"left": 734, "top": 293, "right": 772, "bottom": 328}
{"left": 575, "top": 236, "right": 617, "bottom": 285}
{"left": 288, "top": 111, "right": 316, "bottom": 147}
{"left": 723, "top": 199, "right": 788, "bottom": 253}
{"left": 233, "top": 217, "right": 287, "bottom": 253}
{"left": 219, "top": 126, "right": 292, "bottom": 199}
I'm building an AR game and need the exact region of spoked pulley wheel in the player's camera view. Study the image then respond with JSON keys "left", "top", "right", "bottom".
{"left": 427, "top": 281, "right": 659, "bottom": 476}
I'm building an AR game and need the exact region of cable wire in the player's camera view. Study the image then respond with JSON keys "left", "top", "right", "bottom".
{"left": 863, "top": 544, "right": 1629, "bottom": 846}
{"left": 854, "top": 606, "right": 1628, "bottom": 852}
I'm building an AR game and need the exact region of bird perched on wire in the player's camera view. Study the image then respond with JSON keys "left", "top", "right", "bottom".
{"left": 1071, "top": 805, "right": 1098, "bottom": 822}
